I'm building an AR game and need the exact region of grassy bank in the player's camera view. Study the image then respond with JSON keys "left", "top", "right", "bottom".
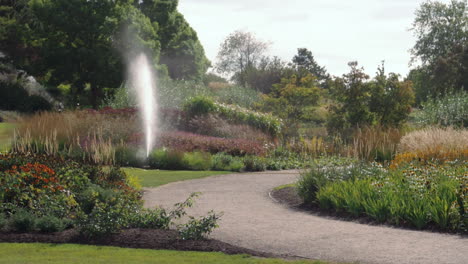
{"left": 0, "top": 243, "right": 327, "bottom": 264}
{"left": 123, "top": 168, "right": 231, "bottom": 187}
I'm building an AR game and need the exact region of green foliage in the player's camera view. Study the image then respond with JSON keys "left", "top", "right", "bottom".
{"left": 128, "top": 208, "right": 171, "bottom": 230}
{"left": 258, "top": 74, "right": 321, "bottom": 136}
{"left": 184, "top": 96, "right": 218, "bottom": 116}
{"left": 76, "top": 196, "right": 139, "bottom": 237}
{"left": 409, "top": 0, "right": 468, "bottom": 99}
{"left": 414, "top": 90, "right": 468, "bottom": 127}
{"left": 183, "top": 152, "right": 212, "bottom": 171}
{"left": 10, "top": 209, "right": 36, "bottom": 232}
{"left": 215, "top": 30, "right": 269, "bottom": 86}
{"left": 184, "top": 96, "right": 283, "bottom": 136}
{"left": 369, "top": 65, "right": 415, "bottom": 127}
{"left": 237, "top": 56, "right": 286, "bottom": 94}
{"left": 291, "top": 48, "right": 330, "bottom": 86}
{"left": 242, "top": 156, "right": 267, "bottom": 172}
{"left": 300, "top": 161, "right": 467, "bottom": 232}
{"left": 0, "top": 213, "right": 6, "bottom": 230}
{"left": 211, "top": 153, "right": 244, "bottom": 172}
{"left": 115, "top": 145, "right": 146, "bottom": 167}
{"left": 36, "top": 215, "right": 66, "bottom": 233}
{"left": 1, "top": 0, "right": 209, "bottom": 108}
{"left": 178, "top": 210, "right": 222, "bottom": 240}
{"left": 148, "top": 148, "right": 186, "bottom": 170}
{"left": 214, "top": 84, "right": 261, "bottom": 108}
{"left": 0, "top": 81, "right": 52, "bottom": 112}
{"left": 327, "top": 62, "right": 374, "bottom": 136}
{"left": 328, "top": 62, "right": 414, "bottom": 137}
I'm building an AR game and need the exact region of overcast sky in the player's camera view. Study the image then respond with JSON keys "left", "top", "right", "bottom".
{"left": 179, "top": 0, "right": 446, "bottom": 77}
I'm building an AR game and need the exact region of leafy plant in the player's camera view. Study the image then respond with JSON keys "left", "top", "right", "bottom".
{"left": 183, "top": 151, "right": 212, "bottom": 171}
{"left": 243, "top": 156, "right": 267, "bottom": 172}
{"left": 211, "top": 153, "right": 243, "bottom": 172}
{"left": 36, "top": 215, "right": 66, "bottom": 233}
{"left": 178, "top": 210, "right": 222, "bottom": 240}
{"left": 10, "top": 209, "right": 37, "bottom": 232}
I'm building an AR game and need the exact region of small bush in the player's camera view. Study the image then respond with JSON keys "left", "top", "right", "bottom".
{"left": 159, "top": 131, "right": 266, "bottom": 156}
{"left": 148, "top": 148, "right": 185, "bottom": 170}
{"left": 37, "top": 215, "right": 65, "bottom": 233}
{"left": 183, "top": 152, "right": 212, "bottom": 171}
{"left": 243, "top": 156, "right": 267, "bottom": 172}
{"left": 115, "top": 145, "right": 146, "bottom": 167}
{"left": 0, "top": 213, "right": 6, "bottom": 230}
{"left": 211, "top": 153, "right": 243, "bottom": 172}
{"left": 184, "top": 96, "right": 218, "bottom": 116}
{"left": 10, "top": 209, "right": 37, "bottom": 232}
{"left": 414, "top": 90, "right": 468, "bottom": 127}
{"left": 178, "top": 210, "right": 221, "bottom": 240}
{"left": 128, "top": 208, "right": 171, "bottom": 229}
{"left": 184, "top": 97, "right": 283, "bottom": 136}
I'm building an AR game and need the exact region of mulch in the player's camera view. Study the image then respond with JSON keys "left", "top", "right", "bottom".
{"left": 0, "top": 228, "right": 273, "bottom": 257}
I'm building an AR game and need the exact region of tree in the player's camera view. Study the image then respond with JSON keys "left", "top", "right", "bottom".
{"left": 291, "top": 48, "right": 330, "bottom": 85}
{"left": 26, "top": 0, "right": 160, "bottom": 108}
{"left": 327, "top": 62, "right": 374, "bottom": 136}
{"left": 138, "top": 0, "right": 210, "bottom": 80}
{"left": 410, "top": 0, "right": 467, "bottom": 100}
{"left": 215, "top": 30, "right": 269, "bottom": 86}
{"left": 239, "top": 56, "right": 286, "bottom": 93}
{"left": 411, "top": 0, "right": 467, "bottom": 65}
{"left": 258, "top": 73, "right": 321, "bottom": 136}
{"left": 369, "top": 64, "right": 415, "bottom": 127}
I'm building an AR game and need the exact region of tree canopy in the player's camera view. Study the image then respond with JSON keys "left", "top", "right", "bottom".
{"left": 0, "top": 0, "right": 209, "bottom": 108}
{"left": 409, "top": 0, "right": 467, "bottom": 102}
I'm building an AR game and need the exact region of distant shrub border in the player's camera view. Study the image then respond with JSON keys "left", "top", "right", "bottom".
{"left": 184, "top": 96, "right": 283, "bottom": 136}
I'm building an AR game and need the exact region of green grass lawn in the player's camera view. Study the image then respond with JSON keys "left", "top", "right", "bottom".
{"left": 0, "top": 243, "right": 327, "bottom": 264}
{"left": 123, "top": 168, "right": 231, "bottom": 188}
{"left": 0, "top": 123, "right": 15, "bottom": 152}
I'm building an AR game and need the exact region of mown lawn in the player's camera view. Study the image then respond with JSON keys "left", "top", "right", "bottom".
{"left": 123, "top": 168, "right": 231, "bottom": 187}
{"left": 0, "top": 243, "right": 327, "bottom": 264}
{"left": 0, "top": 123, "right": 15, "bottom": 152}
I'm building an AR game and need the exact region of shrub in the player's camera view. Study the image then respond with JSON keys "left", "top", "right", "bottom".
{"left": 128, "top": 208, "right": 171, "bottom": 229}
{"left": 115, "top": 145, "right": 146, "bottom": 167}
{"left": 178, "top": 210, "right": 221, "bottom": 240}
{"left": 303, "top": 161, "right": 467, "bottom": 232}
{"left": 0, "top": 81, "right": 52, "bottom": 113}
{"left": 243, "top": 156, "right": 267, "bottom": 172}
{"left": 414, "top": 90, "right": 468, "bottom": 127}
{"left": 36, "top": 215, "right": 66, "bottom": 233}
{"left": 184, "top": 96, "right": 218, "bottom": 116}
{"left": 76, "top": 197, "right": 139, "bottom": 237}
{"left": 159, "top": 131, "right": 266, "bottom": 156}
{"left": 183, "top": 152, "right": 212, "bottom": 171}
{"left": 211, "top": 153, "right": 243, "bottom": 172}
{"left": 184, "top": 97, "right": 282, "bottom": 136}
{"left": 148, "top": 148, "right": 185, "bottom": 170}
{"left": 10, "top": 209, "right": 37, "bottom": 232}
{"left": 0, "top": 213, "right": 6, "bottom": 230}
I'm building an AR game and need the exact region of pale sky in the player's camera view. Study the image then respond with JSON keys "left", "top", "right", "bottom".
{"left": 178, "top": 0, "right": 444, "bottom": 78}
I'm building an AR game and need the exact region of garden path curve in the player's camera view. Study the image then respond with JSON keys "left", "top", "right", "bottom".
{"left": 143, "top": 171, "right": 468, "bottom": 264}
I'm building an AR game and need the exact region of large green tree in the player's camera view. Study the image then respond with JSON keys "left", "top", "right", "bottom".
{"left": 138, "top": 0, "right": 210, "bottom": 80}
{"left": 215, "top": 30, "right": 269, "bottom": 87}
{"left": 409, "top": 0, "right": 467, "bottom": 102}
{"left": 0, "top": 0, "right": 209, "bottom": 108}
{"left": 258, "top": 73, "right": 321, "bottom": 136}
{"left": 291, "top": 48, "right": 330, "bottom": 85}
{"left": 369, "top": 64, "right": 415, "bottom": 127}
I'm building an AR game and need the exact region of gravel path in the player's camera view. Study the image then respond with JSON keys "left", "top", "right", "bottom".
{"left": 143, "top": 171, "right": 468, "bottom": 264}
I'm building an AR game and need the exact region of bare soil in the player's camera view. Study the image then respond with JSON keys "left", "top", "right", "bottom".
{"left": 0, "top": 228, "right": 272, "bottom": 257}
